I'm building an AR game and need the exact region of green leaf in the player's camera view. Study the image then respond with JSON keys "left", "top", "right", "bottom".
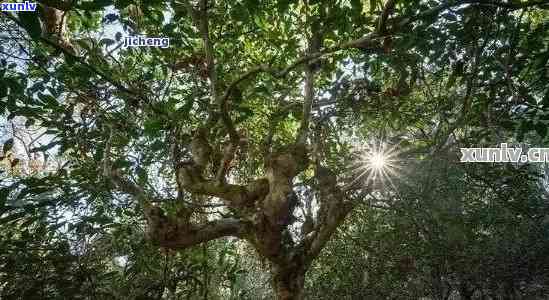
{"left": 0, "top": 187, "right": 9, "bottom": 210}
{"left": 446, "top": 74, "right": 456, "bottom": 89}
{"left": 30, "top": 141, "right": 59, "bottom": 153}
{"left": 144, "top": 118, "right": 163, "bottom": 137}
{"left": 114, "top": 0, "right": 132, "bottom": 9}
{"left": 0, "top": 212, "right": 26, "bottom": 224}
{"left": 49, "top": 221, "right": 67, "bottom": 231}
{"left": 350, "top": 0, "right": 363, "bottom": 16}
{"left": 136, "top": 167, "right": 148, "bottom": 185}
{"left": 76, "top": 39, "right": 94, "bottom": 51}
{"left": 500, "top": 120, "right": 515, "bottom": 130}
{"left": 100, "top": 38, "right": 115, "bottom": 47}
{"left": 442, "top": 13, "right": 458, "bottom": 22}
{"left": 369, "top": 0, "right": 378, "bottom": 12}
{"left": 37, "top": 93, "right": 59, "bottom": 108}
{"left": 25, "top": 118, "right": 35, "bottom": 128}
{"left": 3, "top": 138, "right": 14, "bottom": 154}
{"left": 535, "top": 122, "right": 547, "bottom": 138}
{"left": 65, "top": 54, "right": 77, "bottom": 66}
{"left": 18, "top": 12, "right": 41, "bottom": 39}
{"left": 113, "top": 158, "right": 132, "bottom": 169}
{"left": 253, "top": 15, "right": 264, "bottom": 30}
{"left": 0, "top": 84, "right": 7, "bottom": 99}
{"left": 277, "top": 0, "right": 290, "bottom": 13}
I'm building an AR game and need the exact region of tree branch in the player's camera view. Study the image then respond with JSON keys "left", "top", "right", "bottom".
{"left": 154, "top": 218, "right": 247, "bottom": 249}
{"left": 377, "top": 0, "right": 397, "bottom": 34}
{"left": 297, "top": 67, "right": 314, "bottom": 145}
{"left": 219, "top": 65, "right": 270, "bottom": 143}
{"left": 296, "top": 13, "right": 321, "bottom": 146}
{"left": 200, "top": 1, "right": 217, "bottom": 98}
{"left": 110, "top": 169, "right": 154, "bottom": 211}
{"left": 304, "top": 169, "right": 355, "bottom": 264}
{"left": 108, "top": 159, "right": 253, "bottom": 249}
{"left": 177, "top": 165, "right": 269, "bottom": 208}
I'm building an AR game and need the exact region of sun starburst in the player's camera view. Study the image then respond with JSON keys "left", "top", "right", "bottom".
{"left": 346, "top": 140, "right": 402, "bottom": 189}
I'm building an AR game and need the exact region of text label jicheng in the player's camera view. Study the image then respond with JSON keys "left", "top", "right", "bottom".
{"left": 123, "top": 36, "right": 170, "bottom": 48}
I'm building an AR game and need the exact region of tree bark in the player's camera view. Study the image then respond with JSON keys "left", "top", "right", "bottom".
{"left": 271, "top": 264, "right": 306, "bottom": 300}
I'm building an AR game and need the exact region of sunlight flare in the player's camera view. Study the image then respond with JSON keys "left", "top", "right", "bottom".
{"left": 369, "top": 152, "right": 387, "bottom": 170}
{"left": 346, "top": 140, "right": 402, "bottom": 189}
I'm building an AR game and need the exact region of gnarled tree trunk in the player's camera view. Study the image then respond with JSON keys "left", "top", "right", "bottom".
{"left": 271, "top": 263, "right": 306, "bottom": 300}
